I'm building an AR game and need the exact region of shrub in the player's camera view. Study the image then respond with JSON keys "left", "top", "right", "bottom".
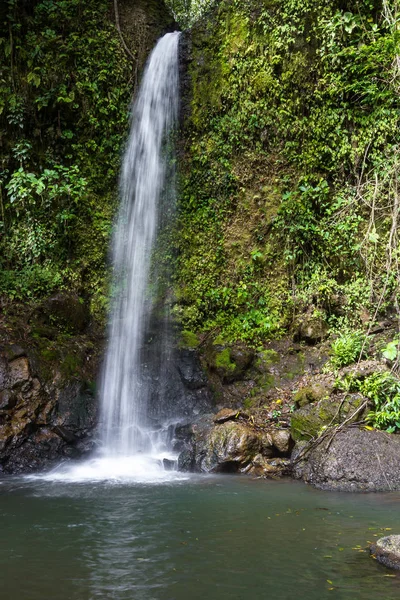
{"left": 330, "top": 330, "right": 366, "bottom": 368}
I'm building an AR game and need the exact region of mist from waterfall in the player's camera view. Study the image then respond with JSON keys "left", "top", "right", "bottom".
{"left": 99, "top": 32, "right": 180, "bottom": 460}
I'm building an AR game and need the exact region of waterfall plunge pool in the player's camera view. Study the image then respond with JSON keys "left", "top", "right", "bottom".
{"left": 0, "top": 475, "right": 399, "bottom": 600}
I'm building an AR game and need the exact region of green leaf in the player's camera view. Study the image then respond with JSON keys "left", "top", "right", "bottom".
{"left": 382, "top": 341, "right": 398, "bottom": 361}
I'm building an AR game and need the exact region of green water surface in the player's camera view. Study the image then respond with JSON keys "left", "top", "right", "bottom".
{"left": 0, "top": 476, "right": 399, "bottom": 600}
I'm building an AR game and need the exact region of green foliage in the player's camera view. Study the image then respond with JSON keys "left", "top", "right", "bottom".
{"left": 165, "top": 0, "right": 214, "bottom": 27}
{"left": 0, "top": 0, "right": 132, "bottom": 312}
{"left": 359, "top": 372, "right": 400, "bottom": 433}
{"left": 330, "top": 330, "right": 366, "bottom": 368}
{"left": 175, "top": 0, "right": 400, "bottom": 343}
{"left": 382, "top": 339, "right": 399, "bottom": 362}
{"left": 179, "top": 330, "right": 200, "bottom": 348}
{"left": 214, "top": 348, "right": 235, "bottom": 372}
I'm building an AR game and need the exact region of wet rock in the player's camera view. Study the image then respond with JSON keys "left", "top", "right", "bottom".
{"left": 177, "top": 414, "right": 288, "bottom": 477}
{"left": 0, "top": 339, "right": 99, "bottom": 475}
{"left": 371, "top": 535, "right": 400, "bottom": 570}
{"left": 40, "top": 292, "right": 89, "bottom": 333}
{"left": 163, "top": 458, "right": 176, "bottom": 471}
{"left": 270, "top": 429, "right": 292, "bottom": 454}
{"left": 55, "top": 381, "right": 97, "bottom": 433}
{"left": 177, "top": 448, "right": 195, "bottom": 471}
{"left": 9, "top": 357, "right": 30, "bottom": 386}
{"left": 213, "top": 407, "right": 249, "bottom": 424}
{"left": 53, "top": 426, "right": 78, "bottom": 444}
{"left": 177, "top": 349, "right": 207, "bottom": 390}
{"left": 198, "top": 421, "right": 261, "bottom": 472}
{"left": 247, "top": 455, "right": 290, "bottom": 477}
{"left": 293, "top": 428, "right": 400, "bottom": 492}
{"left": 142, "top": 320, "right": 214, "bottom": 423}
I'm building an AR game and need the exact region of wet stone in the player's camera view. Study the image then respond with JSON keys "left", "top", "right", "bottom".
{"left": 213, "top": 408, "right": 249, "bottom": 424}
{"left": 371, "top": 535, "right": 400, "bottom": 570}
{"left": 8, "top": 357, "right": 30, "bottom": 386}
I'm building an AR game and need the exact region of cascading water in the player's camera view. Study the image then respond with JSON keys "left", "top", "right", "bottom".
{"left": 100, "top": 31, "right": 181, "bottom": 459}
{"left": 35, "top": 32, "right": 185, "bottom": 482}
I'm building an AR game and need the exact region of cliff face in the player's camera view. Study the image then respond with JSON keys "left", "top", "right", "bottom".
{"left": 176, "top": 0, "right": 399, "bottom": 346}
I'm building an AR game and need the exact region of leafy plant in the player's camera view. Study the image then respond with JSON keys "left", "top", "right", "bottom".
{"left": 330, "top": 330, "right": 366, "bottom": 368}
{"left": 382, "top": 339, "right": 399, "bottom": 362}
{"left": 360, "top": 372, "right": 400, "bottom": 433}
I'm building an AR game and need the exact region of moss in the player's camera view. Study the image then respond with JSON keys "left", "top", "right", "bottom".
{"left": 294, "top": 384, "right": 328, "bottom": 408}
{"left": 176, "top": 0, "right": 399, "bottom": 345}
{"left": 179, "top": 330, "right": 200, "bottom": 349}
{"left": 215, "top": 348, "right": 236, "bottom": 373}
{"left": 256, "top": 349, "right": 280, "bottom": 369}
{"left": 291, "top": 394, "right": 365, "bottom": 441}
{"left": 60, "top": 354, "right": 81, "bottom": 378}
{"left": 40, "top": 348, "right": 59, "bottom": 362}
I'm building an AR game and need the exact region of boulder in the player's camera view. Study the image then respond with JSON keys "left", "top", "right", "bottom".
{"left": 293, "top": 428, "right": 400, "bottom": 492}
{"left": 177, "top": 415, "right": 288, "bottom": 477}
{"left": 371, "top": 535, "right": 400, "bottom": 570}
{"left": 270, "top": 428, "right": 292, "bottom": 454}
{"left": 291, "top": 393, "right": 367, "bottom": 442}
{"left": 246, "top": 455, "right": 290, "bottom": 477}
{"left": 195, "top": 420, "right": 261, "bottom": 472}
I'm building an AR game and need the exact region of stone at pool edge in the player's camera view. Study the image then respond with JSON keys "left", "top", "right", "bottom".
{"left": 370, "top": 535, "right": 400, "bottom": 570}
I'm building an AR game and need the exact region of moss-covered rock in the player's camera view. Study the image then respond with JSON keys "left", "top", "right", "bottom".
{"left": 206, "top": 343, "right": 254, "bottom": 384}
{"left": 294, "top": 383, "right": 328, "bottom": 408}
{"left": 178, "top": 413, "right": 290, "bottom": 477}
{"left": 291, "top": 393, "right": 366, "bottom": 442}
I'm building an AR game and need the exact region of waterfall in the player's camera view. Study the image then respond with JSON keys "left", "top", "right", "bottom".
{"left": 31, "top": 32, "right": 187, "bottom": 482}
{"left": 99, "top": 32, "right": 180, "bottom": 458}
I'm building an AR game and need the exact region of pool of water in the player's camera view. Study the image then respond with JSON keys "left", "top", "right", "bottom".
{"left": 0, "top": 474, "right": 399, "bottom": 600}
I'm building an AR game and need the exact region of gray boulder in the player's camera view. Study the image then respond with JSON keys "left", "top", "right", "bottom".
{"left": 371, "top": 535, "right": 400, "bottom": 570}
{"left": 293, "top": 428, "right": 400, "bottom": 492}
{"left": 177, "top": 412, "right": 290, "bottom": 476}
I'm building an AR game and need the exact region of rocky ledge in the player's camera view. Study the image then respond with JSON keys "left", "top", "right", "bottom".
{"left": 371, "top": 535, "right": 400, "bottom": 570}
{"left": 177, "top": 408, "right": 292, "bottom": 476}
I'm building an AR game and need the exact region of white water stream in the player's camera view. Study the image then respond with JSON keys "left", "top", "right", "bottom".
{"left": 100, "top": 31, "right": 180, "bottom": 459}
{"left": 33, "top": 33, "right": 182, "bottom": 483}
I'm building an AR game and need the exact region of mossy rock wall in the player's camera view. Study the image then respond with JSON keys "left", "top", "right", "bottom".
{"left": 175, "top": 0, "right": 399, "bottom": 345}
